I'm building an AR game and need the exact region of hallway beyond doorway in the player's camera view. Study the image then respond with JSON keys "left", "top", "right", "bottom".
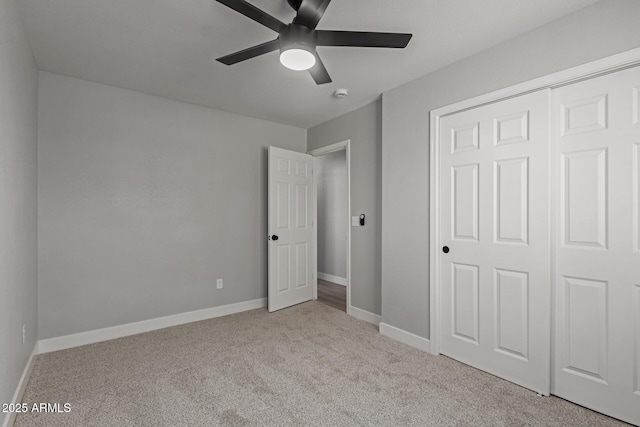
{"left": 317, "top": 279, "right": 346, "bottom": 312}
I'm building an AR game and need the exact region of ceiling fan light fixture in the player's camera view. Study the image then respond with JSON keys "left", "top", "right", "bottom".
{"left": 214, "top": 0, "right": 413, "bottom": 85}
{"left": 278, "top": 25, "right": 317, "bottom": 71}
{"left": 279, "top": 47, "right": 316, "bottom": 71}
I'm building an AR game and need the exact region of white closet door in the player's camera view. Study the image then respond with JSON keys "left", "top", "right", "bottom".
{"left": 439, "top": 90, "right": 551, "bottom": 394}
{"left": 552, "top": 66, "right": 640, "bottom": 425}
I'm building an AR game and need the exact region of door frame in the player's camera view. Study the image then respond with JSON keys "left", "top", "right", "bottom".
{"left": 429, "top": 47, "right": 640, "bottom": 356}
{"left": 308, "top": 140, "right": 352, "bottom": 315}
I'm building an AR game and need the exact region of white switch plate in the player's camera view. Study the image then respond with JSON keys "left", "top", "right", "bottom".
{"left": 22, "top": 324, "right": 26, "bottom": 344}
{"left": 351, "top": 216, "right": 360, "bottom": 226}
{"left": 216, "top": 279, "right": 223, "bottom": 289}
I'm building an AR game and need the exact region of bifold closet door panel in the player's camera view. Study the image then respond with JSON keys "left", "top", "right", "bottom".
{"left": 552, "top": 65, "right": 640, "bottom": 426}
{"left": 439, "top": 89, "right": 551, "bottom": 394}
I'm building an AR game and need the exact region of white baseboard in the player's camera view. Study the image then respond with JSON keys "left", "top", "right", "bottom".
{"left": 348, "top": 305, "right": 381, "bottom": 326}
{"left": 37, "top": 298, "right": 266, "bottom": 354}
{"left": 379, "top": 322, "right": 431, "bottom": 353}
{"left": 317, "top": 272, "right": 347, "bottom": 286}
{"left": 2, "top": 343, "right": 38, "bottom": 427}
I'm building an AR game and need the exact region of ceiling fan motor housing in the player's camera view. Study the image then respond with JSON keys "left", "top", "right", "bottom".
{"left": 279, "top": 24, "right": 316, "bottom": 53}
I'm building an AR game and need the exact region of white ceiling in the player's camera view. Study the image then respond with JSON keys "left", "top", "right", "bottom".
{"left": 16, "top": 0, "right": 598, "bottom": 128}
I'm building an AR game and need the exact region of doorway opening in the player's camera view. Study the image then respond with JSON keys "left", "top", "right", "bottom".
{"left": 310, "top": 140, "right": 351, "bottom": 314}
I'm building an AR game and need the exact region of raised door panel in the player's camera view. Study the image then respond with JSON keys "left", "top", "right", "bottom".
{"left": 635, "top": 143, "right": 640, "bottom": 252}
{"left": 561, "top": 149, "right": 608, "bottom": 249}
{"left": 451, "top": 122, "right": 479, "bottom": 153}
{"left": 295, "top": 184, "right": 308, "bottom": 229}
{"left": 277, "top": 183, "right": 290, "bottom": 230}
{"left": 451, "top": 263, "right": 479, "bottom": 344}
{"left": 560, "top": 277, "right": 608, "bottom": 383}
{"left": 295, "top": 160, "right": 308, "bottom": 177}
{"left": 494, "top": 111, "right": 529, "bottom": 145}
{"left": 452, "top": 164, "right": 479, "bottom": 241}
{"left": 495, "top": 158, "right": 529, "bottom": 244}
{"left": 635, "top": 284, "right": 640, "bottom": 395}
{"left": 494, "top": 269, "right": 529, "bottom": 360}
{"left": 276, "top": 157, "right": 291, "bottom": 175}
{"left": 561, "top": 95, "right": 608, "bottom": 136}
{"left": 295, "top": 243, "right": 308, "bottom": 288}
{"left": 276, "top": 245, "right": 291, "bottom": 293}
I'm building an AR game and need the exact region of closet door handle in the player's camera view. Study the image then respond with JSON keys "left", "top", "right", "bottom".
{"left": 442, "top": 246, "right": 450, "bottom": 254}
{"left": 271, "top": 235, "right": 279, "bottom": 241}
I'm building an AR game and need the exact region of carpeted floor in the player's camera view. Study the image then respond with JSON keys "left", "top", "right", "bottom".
{"left": 15, "top": 301, "right": 627, "bottom": 426}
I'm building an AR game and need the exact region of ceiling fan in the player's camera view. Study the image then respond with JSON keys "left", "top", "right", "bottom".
{"left": 214, "top": 0, "right": 413, "bottom": 85}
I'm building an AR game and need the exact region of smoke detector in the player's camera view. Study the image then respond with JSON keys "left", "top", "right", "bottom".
{"left": 333, "top": 89, "right": 348, "bottom": 98}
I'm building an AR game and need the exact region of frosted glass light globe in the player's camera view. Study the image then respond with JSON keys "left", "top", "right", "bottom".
{"left": 279, "top": 48, "right": 316, "bottom": 71}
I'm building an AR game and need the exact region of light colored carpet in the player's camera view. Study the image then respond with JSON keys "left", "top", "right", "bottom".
{"left": 15, "top": 301, "right": 627, "bottom": 426}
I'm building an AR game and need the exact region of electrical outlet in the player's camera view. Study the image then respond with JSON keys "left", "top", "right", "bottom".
{"left": 216, "top": 278, "right": 223, "bottom": 289}
{"left": 22, "top": 324, "right": 26, "bottom": 344}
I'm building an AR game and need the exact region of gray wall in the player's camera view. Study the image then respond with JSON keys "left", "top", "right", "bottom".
{"left": 381, "top": 0, "right": 640, "bottom": 339}
{"left": 38, "top": 72, "right": 306, "bottom": 339}
{"left": 308, "top": 100, "right": 382, "bottom": 315}
{"left": 0, "top": 0, "right": 39, "bottom": 407}
{"left": 316, "top": 151, "right": 347, "bottom": 279}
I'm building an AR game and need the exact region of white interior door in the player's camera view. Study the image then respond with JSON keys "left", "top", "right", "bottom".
{"left": 551, "top": 66, "right": 640, "bottom": 425}
{"left": 268, "top": 146, "right": 314, "bottom": 312}
{"left": 439, "top": 90, "right": 551, "bottom": 394}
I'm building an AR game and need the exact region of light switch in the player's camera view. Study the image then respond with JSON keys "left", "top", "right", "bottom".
{"left": 352, "top": 216, "right": 360, "bottom": 226}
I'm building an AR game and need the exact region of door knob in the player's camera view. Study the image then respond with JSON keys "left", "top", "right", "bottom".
{"left": 442, "top": 246, "right": 449, "bottom": 253}
{"left": 272, "top": 235, "right": 279, "bottom": 241}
